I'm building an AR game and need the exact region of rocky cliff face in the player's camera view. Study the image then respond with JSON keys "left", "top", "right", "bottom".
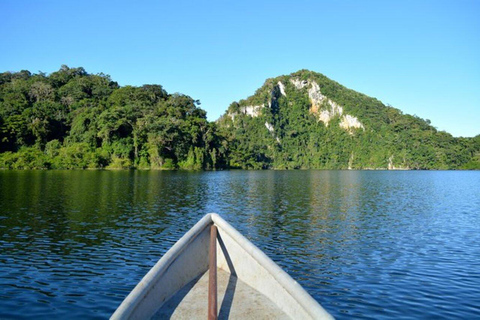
{"left": 226, "top": 76, "right": 364, "bottom": 135}
{"left": 292, "top": 78, "right": 364, "bottom": 133}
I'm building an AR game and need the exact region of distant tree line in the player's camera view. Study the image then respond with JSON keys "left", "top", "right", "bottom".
{"left": 0, "top": 67, "right": 478, "bottom": 170}
{"left": 0, "top": 66, "right": 228, "bottom": 169}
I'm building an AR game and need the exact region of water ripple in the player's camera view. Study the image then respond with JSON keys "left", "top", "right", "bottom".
{"left": 0, "top": 170, "right": 479, "bottom": 318}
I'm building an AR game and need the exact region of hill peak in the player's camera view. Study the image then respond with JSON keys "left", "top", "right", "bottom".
{"left": 217, "top": 70, "right": 479, "bottom": 169}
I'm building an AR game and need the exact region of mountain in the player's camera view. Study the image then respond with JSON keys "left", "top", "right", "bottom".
{"left": 217, "top": 70, "right": 479, "bottom": 169}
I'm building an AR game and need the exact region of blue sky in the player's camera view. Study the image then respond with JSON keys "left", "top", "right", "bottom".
{"left": 1, "top": 0, "right": 479, "bottom": 137}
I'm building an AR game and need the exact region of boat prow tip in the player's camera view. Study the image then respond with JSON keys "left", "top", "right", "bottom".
{"left": 206, "top": 212, "right": 221, "bottom": 223}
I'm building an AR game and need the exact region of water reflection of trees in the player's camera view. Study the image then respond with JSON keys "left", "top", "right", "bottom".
{"left": 0, "top": 171, "right": 214, "bottom": 253}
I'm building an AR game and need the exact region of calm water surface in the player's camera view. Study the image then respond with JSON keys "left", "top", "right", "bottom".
{"left": 0, "top": 170, "right": 479, "bottom": 319}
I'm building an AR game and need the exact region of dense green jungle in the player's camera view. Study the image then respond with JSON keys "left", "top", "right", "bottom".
{"left": 1, "top": 66, "right": 479, "bottom": 170}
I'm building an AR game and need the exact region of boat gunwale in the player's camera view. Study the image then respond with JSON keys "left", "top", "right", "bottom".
{"left": 111, "top": 214, "right": 213, "bottom": 319}
{"left": 210, "top": 213, "right": 332, "bottom": 320}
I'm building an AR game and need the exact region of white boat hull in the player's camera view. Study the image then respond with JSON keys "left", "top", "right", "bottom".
{"left": 111, "top": 213, "right": 333, "bottom": 319}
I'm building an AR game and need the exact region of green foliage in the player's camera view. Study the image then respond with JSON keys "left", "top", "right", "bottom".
{"left": 0, "top": 66, "right": 228, "bottom": 170}
{"left": 1, "top": 67, "right": 478, "bottom": 170}
{"left": 106, "top": 156, "right": 132, "bottom": 170}
{"left": 0, "top": 147, "right": 50, "bottom": 169}
{"left": 218, "top": 70, "right": 479, "bottom": 170}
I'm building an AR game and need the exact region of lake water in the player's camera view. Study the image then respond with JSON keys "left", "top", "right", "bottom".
{"left": 0, "top": 170, "right": 479, "bottom": 319}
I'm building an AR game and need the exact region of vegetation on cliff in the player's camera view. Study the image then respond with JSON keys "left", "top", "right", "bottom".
{"left": 217, "top": 70, "right": 479, "bottom": 170}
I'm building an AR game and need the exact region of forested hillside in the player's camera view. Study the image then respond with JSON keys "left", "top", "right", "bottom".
{"left": 1, "top": 67, "right": 478, "bottom": 170}
{"left": 0, "top": 66, "right": 228, "bottom": 169}
{"left": 217, "top": 70, "right": 480, "bottom": 169}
